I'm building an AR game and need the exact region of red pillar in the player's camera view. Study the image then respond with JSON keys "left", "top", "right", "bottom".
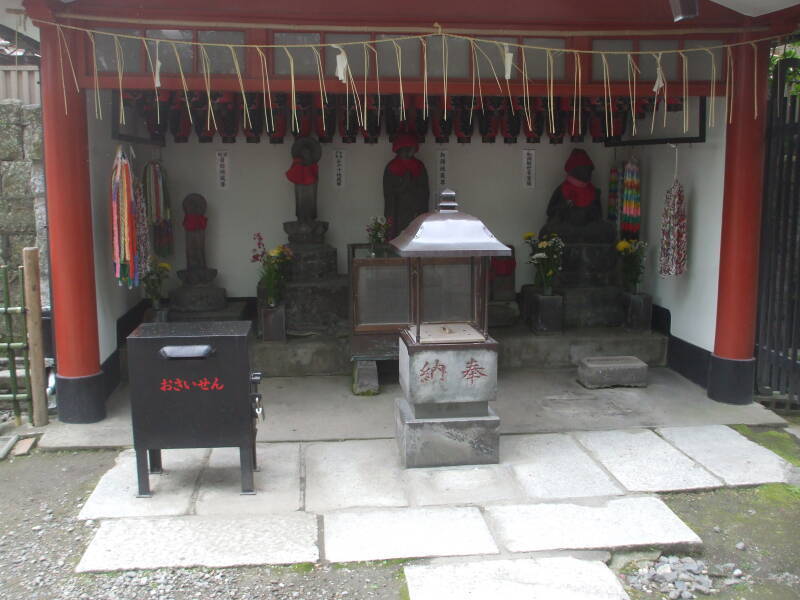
{"left": 39, "top": 25, "right": 106, "bottom": 421}
{"left": 708, "top": 38, "right": 769, "bottom": 404}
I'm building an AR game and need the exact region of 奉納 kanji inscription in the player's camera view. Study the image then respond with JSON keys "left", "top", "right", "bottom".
{"left": 461, "top": 358, "right": 487, "bottom": 384}
{"left": 419, "top": 359, "right": 447, "bottom": 383}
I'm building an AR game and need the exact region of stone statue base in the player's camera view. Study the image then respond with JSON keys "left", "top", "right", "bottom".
{"left": 539, "top": 219, "right": 617, "bottom": 244}
{"left": 287, "top": 243, "right": 338, "bottom": 281}
{"left": 283, "top": 220, "right": 328, "bottom": 245}
{"left": 170, "top": 284, "right": 226, "bottom": 312}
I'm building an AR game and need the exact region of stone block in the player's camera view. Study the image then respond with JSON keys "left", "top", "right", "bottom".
{"left": 488, "top": 300, "right": 519, "bottom": 327}
{"left": 560, "top": 243, "right": 619, "bottom": 286}
{"left": 399, "top": 338, "right": 498, "bottom": 406}
{"left": 284, "top": 275, "right": 348, "bottom": 332}
{"left": 352, "top": 359, "right": 379, "bottom": 395}
{"left": 251, "top": 334, "right": 351, "bottom": 377}
{"left": 286, "top": 243, "right": 337, "bottom": 280}
{"left": 562, "top": 286, "right": 626, "bottom": 328}
{"left": 30, "top": 163, "right": 44, "bottom": 196}
{"left": 621, "top": 291, "right": 653, "bottom": 331}
{"left": 0, "top": 125, "right": 23, "bottom": 161}
{"left": 395, "top": 396, "right": 500, "bottom": 468}
{"left": 528, "top": 292, "right": 563, "bottom": 334}
{"left": 258, "top": 303, "right": 286, "bottom": 342}
{"left": 0, "top": 160, "right": 32, "bottom": 199}
{"left": 578, "top": 355, "right": 648, "bottom": 389}
{"left": 0, "top": 198, "right": 36, "bottom": 233}
{"left": 0, "top": 100, "right": 22, "bottom": 126}
{"left": 22, "top": 105, "right": 42, "bottom": 160}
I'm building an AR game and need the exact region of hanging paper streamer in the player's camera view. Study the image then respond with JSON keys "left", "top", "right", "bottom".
{"left": 142, "top": 160, "right": 173, "bottom": 257}
{"left": 620, "top": 157, "right": 641, "bottom": 239}
{"left": 658, "top": 180, "right": 687, "bottom": 277}
{"left": 607, "top": 165, "right": 619, "bottom": 222}
{"left": 111, "top": 146, "right": 139, "bottom": 287}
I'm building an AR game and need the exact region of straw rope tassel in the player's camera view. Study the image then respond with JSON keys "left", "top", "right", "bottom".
{"left": 392, "top": 41, "right": 406, "bottom": 122}
{"left": 705, "top": 49, "right": 716, "bottom": 127}
{"left": 199, "top": 46, "right": 218, "bottom": 132}
{"left": 680, "top": 51, "right": 689, "bottom": 133}
{"left": 86, "top": 31, "right": 102, "bottom": 119}
{"left": 113, "top": 36, "right": 126, "bottom": 124}
{"left": 751, "top": 42, "right": 758, "bottom": 120}
{"left": 420, "top": 38, "right": 428, "bottom": 120}
{"left": 229, "top": 45, "right": 252, "bottom": 130}
{"left": 368, "top": 43, "right": 380, "bottom": 119}
{"left": 141, "top": 38, "right": 161, "bottom": 124}
{"left": 255, "top": 48, "right": 273, "bottom": 133}
{"left": 521, "top": 48, "right": 532, "bottom": 131}
{"left": 442, "top": 35, "right": 449, "bottom": 119}
{"left": 363, "top": 44, "right": 370, "bottom": 124}
{"left": 725, "top": 46, "right": 734, "bottom": 125}
{"left": 310, "top": 47, "right": 328, "bottom": 132}
{"left": 56, "top": 25, "right": 80, "bottom": 94}
{"left": 626, "top": 54, "right": 639, "bottom": 136}
{"left": 282, "top": 48, "right": 299, "bottom": 133}
{"left": 171, "top": 42, "right": 192, "bottom": 125}
{"left": 497, "top": 42, "right": 515, "bottom": 113}
{"left": 571, "top": 51, "right": 579, "bottom": 136}
{"left": 601, "top": 53, "right": 611, "bottom": 137}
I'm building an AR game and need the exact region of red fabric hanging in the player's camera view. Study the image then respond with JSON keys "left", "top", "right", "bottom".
{"left": 387, "top": 157, "right": 424, "bottom": 178}
{"left": 561, "top": 176, "right": 596, "bottom": 208}
{"left": 183, "top": 214, "right": 208, "bottom": 231}
{"left": 285, "top": 158, "right": 319, "bottom": 185}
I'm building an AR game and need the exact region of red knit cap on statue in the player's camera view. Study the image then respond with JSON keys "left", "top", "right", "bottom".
{"left": 564, "top": 149, "right": 594, "bottom": 173}
{"left": 392, "top": 133, "right": 419, "bottom": 153}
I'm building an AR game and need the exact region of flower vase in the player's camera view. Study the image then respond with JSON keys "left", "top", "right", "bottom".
{"left": 542, "top": 283, "right": 554, "bottom": 296}
{"left": 149, "top": 298, "right": 169, "bottom": 323}
{"left": 620, "top": 289, "right": 652, "bottom": 331}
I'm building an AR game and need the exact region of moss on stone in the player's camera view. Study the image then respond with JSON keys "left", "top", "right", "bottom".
{"left": 731, "top": 424, "right": 800, "bottom": 467}
{"left": 755, "top": 483, "right": 800, "bottom": 506}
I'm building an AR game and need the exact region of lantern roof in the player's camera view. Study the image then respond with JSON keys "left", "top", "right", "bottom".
{"left": 390, "top": 189, "right": 512, "bottom": 258}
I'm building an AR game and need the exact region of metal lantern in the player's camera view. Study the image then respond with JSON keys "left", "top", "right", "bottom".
{"left": 390, "top": 188, "right": 511, "bottom": 345}
{"left": 390, "top": 189, "right": 511, "bottom": 468}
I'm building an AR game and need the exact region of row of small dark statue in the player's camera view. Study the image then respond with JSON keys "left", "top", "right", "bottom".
{"left": 123, "top": 90, "right": 685, "bottom": 145}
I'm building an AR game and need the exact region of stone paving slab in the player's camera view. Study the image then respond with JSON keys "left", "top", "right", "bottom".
{"left": 657, "top": 425, "right": 790, "bottom": 486}
{"left": 194, "top": 444, "right": 301, "bottom": 515}
{"left": 324, "top": 507, "right": 499, "bottom": 563}
{"left": 404, "top": 557, "right": 630, "bottom": 600}
{"left": 574, "top": 429, "right": 723, "bottom": 492}
{"left": 76, "top": 514, "right": 319, "bottom": 572}
{"left": 486, "top": 496, "right": 701, "bottom": 553}
{"left": 305, "top": 439, "right": 408, "bottom": 513}
{"left": 502, "top": 434, "right": 624, "bottom": 500}
{"left": 78, "top": 449, "right": 208, "bottom": 520}
{"left": 404, "top": 465, "right": 524, "bottom": 506}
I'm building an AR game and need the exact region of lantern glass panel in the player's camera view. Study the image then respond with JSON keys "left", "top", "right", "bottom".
{"left": 357, "top": 264, "right": 410, "bottom": 326}
{"left": 421, "top": 262, "right": 473, "bottom": 323}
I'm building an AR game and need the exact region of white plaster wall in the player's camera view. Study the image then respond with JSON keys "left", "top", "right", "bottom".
{"left": 158, "top": 133, "right": 614, "bottom": 298}
{"left": 637, "top": 98, "right": 727, "bottom": 351}
{"left": 87, "top": 92, "right": 146, "bottom": 362}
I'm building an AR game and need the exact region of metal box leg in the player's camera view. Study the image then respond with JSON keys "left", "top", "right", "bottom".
{"left": 239, "top": 445, "right": 255, "bottom": 495}
{"left": 148, "top": 449, "right": 163, "bottom": 474}
{"left": 135, "top": 448, "right": 152, "bottom": 498}
{"left": 252, "top": 439, "right": 259, "bottom": 472}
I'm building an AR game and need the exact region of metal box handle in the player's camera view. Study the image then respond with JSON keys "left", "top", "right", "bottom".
{"left": 158, "top": 345, "right": 214, "bottom": 359}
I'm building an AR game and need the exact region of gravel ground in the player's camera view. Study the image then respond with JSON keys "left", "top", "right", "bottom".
{"left": 0, "top": 447, "right": 406, "bottom": 600}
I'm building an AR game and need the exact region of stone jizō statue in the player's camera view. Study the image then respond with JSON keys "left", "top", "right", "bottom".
{"left": 383, "top": 133, "right": 429, "bottom": 237}
{"left": 171, "top": 192, "right": 226, "bottom": 312}
{"left": 539, "top": 149, "right": 616, "bottom": 243}
{"left": 285, "top": 136, "right": 321, "bottom": 222}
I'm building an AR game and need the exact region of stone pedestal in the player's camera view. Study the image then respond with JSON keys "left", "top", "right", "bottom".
{"left": 527, "top": 293, "right": 563, "bottom": 334}
{"left": 395, "top": 333, "right": 500, "bottom": 468}
{"left": 171, "top": 267, "right": 226, "bottom": 312}
{"left": 621, "top": 292, "right": 653, "bottom": 331}
{"left": 560, "top": 243, "right": 618, "bottom": 286}
{"left": 281, "top": 222, "right": 347, "bottom": 333}
{"left": 259, "top": 304, "right": 286, "bottom": 342}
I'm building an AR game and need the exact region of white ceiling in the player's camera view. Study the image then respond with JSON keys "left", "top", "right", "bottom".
{"left": 711, "top": 0, "right": 800, "bottom": 17}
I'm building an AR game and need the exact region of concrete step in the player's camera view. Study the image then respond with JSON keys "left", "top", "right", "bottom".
{"left": 495, "top": 325, "right": 667, "bottom": 370}
{"left": 251, "top": 333, "right": 351, "bottom": 377}
{"left": 251, "top": 325, "right": 666, "bottom": 377}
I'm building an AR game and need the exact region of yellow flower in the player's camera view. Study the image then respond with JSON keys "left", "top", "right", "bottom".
{"left": 268, "top": 247, "right": 281, "bottom": 257}
{"left": 616, "top": 240, "right": 631, "bottom": 252}
{"left": 523, "top": 232, "right": 534, "bottom": 240}
{"left": 538, "top": 241, "right": 547, "bottom": 249}
{"left": 157, "top": 262, "right": 171, "bottom": 271}
{"left": 547, "top": 269, "right": 554, "bottom": 276}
